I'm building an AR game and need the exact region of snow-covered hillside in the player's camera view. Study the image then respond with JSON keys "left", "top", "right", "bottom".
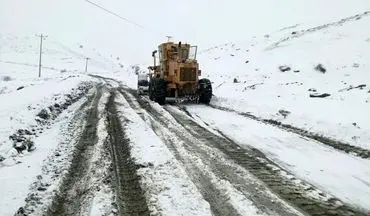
{"left": 0, "top": 34, "right": 142, "bottom": 214}
{"left": 0, "top": 34, "right": 130, "bottom": 76}
{"left": 199, "top": 11, "right": 370, "bottom": 150}
{"left": 0, "top": 34, "right": 139, "bottom": 162}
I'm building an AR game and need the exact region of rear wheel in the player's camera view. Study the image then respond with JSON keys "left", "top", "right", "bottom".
{"left": 149, "top": 81, "right": 154, "bottom": 101}
{"left": 198, "top": 78, "right": 212, "bottom": 104}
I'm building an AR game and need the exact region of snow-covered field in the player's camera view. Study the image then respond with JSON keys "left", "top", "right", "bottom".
{"left": 199, "top": 11, "right": 370, "bottom": 150}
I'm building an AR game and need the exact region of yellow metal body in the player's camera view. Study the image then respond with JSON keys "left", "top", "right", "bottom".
{"left": 149, "top": 41, "right": 200, "bottom": 97}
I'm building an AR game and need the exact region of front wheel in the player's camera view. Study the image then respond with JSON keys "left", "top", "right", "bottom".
{"left": 198, "top": 78, "right": 212, "bottom": 104}
{"left": 155, "top": 78, "right": 166, "bottom": 105}
{"left": 150, "top": 78, "right": 166, "bottom": 105}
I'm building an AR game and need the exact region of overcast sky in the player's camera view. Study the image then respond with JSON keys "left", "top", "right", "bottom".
{"left": 1, "top": 0, "right": 369, "bottom": 64}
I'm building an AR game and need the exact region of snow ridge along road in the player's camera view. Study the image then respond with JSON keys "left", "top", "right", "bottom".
{"left": 208, "top": 104, "right": 370, "bottom": 159}
{"left": 120, "top": 88, "right": 369, "bottom": 216}
{"left": 13, "top": 84, "right": 99, "bottom": 215}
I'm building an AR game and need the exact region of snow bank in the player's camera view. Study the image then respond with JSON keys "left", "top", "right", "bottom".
{"left": 0, "top": 75, "right": 94, "bottom": 162}
{"left": 0, "top": 33, "right": 135, "bottom": 162}
{"left": 0, "top": 96, "right": 88, "bottom": 215}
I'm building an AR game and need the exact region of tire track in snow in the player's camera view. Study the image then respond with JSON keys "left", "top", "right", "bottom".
{"left": 165, "top": 105, "right": 370, "bottom": 216}
{"left": 106, "top": 90, "right": 150, "bottom": 216}
{"left": 119, "top": 90, "right": 244, "bottom": 216}
{"left": 120, "top": 89, "right": 303, "bottom": 216}
{"left": 208, "top": 104, "right": 370, "bottom": 160}
{"left": 44, "top": 84, "right": 103, "bottom": 215}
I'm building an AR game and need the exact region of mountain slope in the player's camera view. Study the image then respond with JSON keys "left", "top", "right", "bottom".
{"left": 199, "top": 11, "right": 370, "bottom": 150}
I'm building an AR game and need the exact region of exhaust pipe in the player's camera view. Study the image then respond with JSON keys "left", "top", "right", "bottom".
{"left": 152, "top": 50, "right": 158, "bottom": 66}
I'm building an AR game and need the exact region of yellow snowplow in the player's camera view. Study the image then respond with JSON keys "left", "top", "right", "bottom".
{"left": 148, "top": 40, "right": 212, "bottom": 105}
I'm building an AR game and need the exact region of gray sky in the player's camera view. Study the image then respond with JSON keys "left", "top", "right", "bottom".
{"left": 1, "top": 0, "right": 369, "bottom": 64}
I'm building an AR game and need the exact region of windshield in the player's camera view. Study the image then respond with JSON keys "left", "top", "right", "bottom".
{"left": 189, "top": 46, "right": 197, "bottom": 60}
{"left": 180, "top": 48, "right": 189, "bottom": 60}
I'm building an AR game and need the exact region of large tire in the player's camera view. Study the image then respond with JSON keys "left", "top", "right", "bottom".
{"left": 149, "top": 80, "right": 154, "bottom": 101}
{"left": 156, "top": 78, "right": 166, "bottom": 105}
{"left": 198, "top": 78, "right": 212, "bottom": 104}
{"left": 152, "top": 78, "right": 166, "bottom": 105}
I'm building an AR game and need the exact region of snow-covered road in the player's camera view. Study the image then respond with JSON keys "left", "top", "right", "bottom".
{"left": 2, "top": 78, "right": 370, "bottom": 216}
{"left": 114, "top": 86, "right": 370, "bottom": 216}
